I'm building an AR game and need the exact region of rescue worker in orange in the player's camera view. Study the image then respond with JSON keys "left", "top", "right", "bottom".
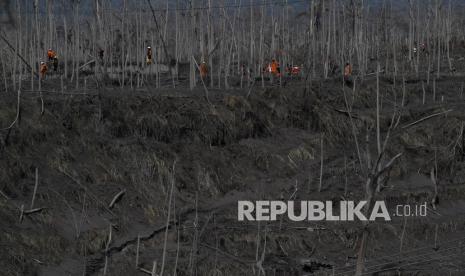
{"left": 200, "top": 61, "right": 208, "bottom": 80}
{"left": 270, "top": 59, "right": 280, "bottom": 77}
{"left": 47, "top": 48, "right": 59, "bottom": 71}
{"left": 47, "top": 49, "right": 56, "bottom": 61}
{"left": 40, "top": 61, "right": 48, "bottom": 79}
{"left": 146, "top": 46, "right": 153, "bottom": 65}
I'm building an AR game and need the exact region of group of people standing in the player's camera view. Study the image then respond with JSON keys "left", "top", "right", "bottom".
{"left": 144, "top": 46, "right": 353, "bottom": 84}
{"left": 265, "top": 59, "right": 302, "bottom": 78}
{"left": 38, "top": 46, "right": 354, "bottom": 85}
{"left": 39, "top": 48, "right": 59, "bottom": 79}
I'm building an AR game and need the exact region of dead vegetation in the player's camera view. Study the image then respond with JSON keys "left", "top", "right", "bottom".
{"left": 1, "top": 72, "right": 465, "bottom": 274}
{"left": 1, "top": 0, "right": 465, "bottom": 275}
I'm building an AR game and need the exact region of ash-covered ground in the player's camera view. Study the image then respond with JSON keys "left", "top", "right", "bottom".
{"left": 1, "top": 73, "right": 465, "bottom": 276}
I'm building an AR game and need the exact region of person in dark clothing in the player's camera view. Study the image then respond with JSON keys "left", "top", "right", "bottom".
{"left": 52, "top": 56, "right": 58, "bottom": 71}
{"left": 98, "top": 48, "right": 104, "bottom": 62}
{"left": 146, "top": 46, "right": 153, "bottom": 65}
{"left": 344, "top": 63, "right": 353, "bottom": 86}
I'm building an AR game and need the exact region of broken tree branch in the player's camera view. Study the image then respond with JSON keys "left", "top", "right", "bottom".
{"left": 402, "top": 109, "right": 453, "bottom": 129}
{"left": 1, "top": 89, "right": 21, "bottom": 131}
{"left": 109, "top": 189, "right": 126, "bottom": 209}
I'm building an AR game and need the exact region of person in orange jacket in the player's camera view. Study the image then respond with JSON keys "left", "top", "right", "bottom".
{"left": 270, "top": 59, "right": 280, "bottom": 77}
{"left": 146, "top": 46, "right": 153, "bottom": 65}
{"left": 199, "top": 61, "right": 208, "bottom": 79}
{"left": 47, "top": 49, "right": 56, "bottom": 61}
{"left": 47, "top": 49, "right": 59, "bottom": 71}
{"left": 40, "top": 61, "right": 48, "bottom": 79}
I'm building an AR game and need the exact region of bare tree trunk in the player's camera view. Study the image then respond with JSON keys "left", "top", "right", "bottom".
{"left": 208, "top": 0, "right": 214, "bottom": 87}
{"left": 189, "top": 0, "right": 196, "bottom": 90}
